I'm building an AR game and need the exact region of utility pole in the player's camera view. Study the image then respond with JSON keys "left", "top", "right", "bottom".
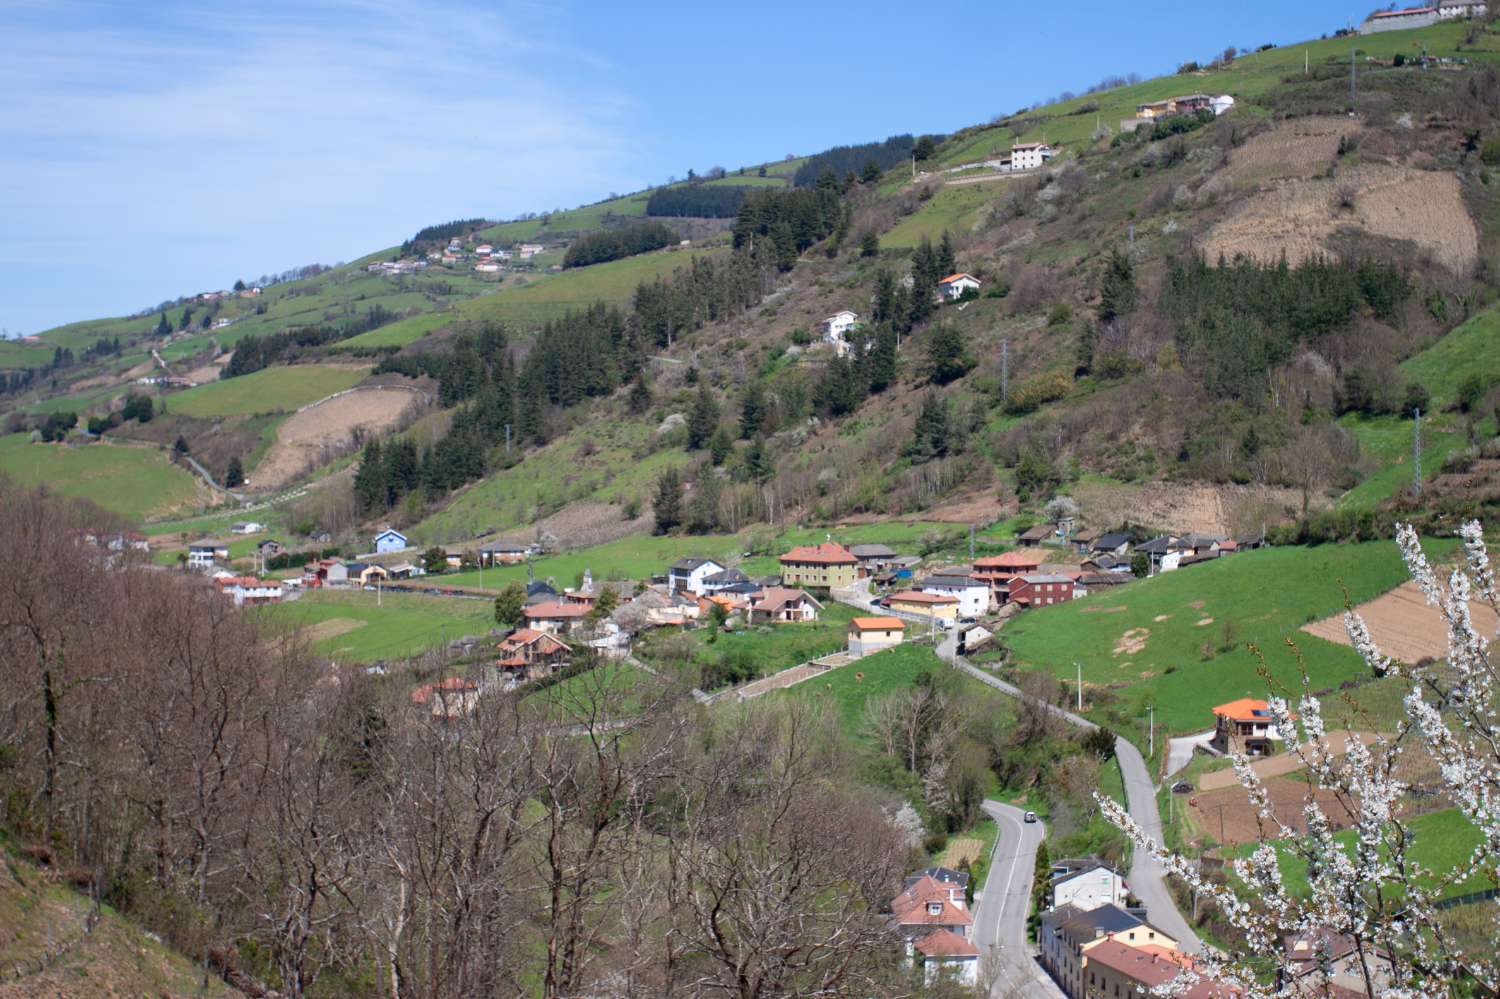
{"left": 1413, "top": 408, "right": 1423, "bottom": 496}
{"left": 1075, "top": 662, "right": 1083, "bottom": 711}
{"left": 1148, "top": 705, "right": 1155, "bottom": 758}
{"left": 1351, "top": 41, "right": 1358, "bottom": 107}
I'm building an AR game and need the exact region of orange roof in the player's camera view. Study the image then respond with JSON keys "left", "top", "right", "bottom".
{"left": 938, "top": 273, "right": 977, "bottom": 284}
{"left": 410, "top": 677, "right": 478, "bottom": 704}
{"left": 974, "top": 552, "right": 1042, "bottom": 569}
{"left": 888, "top": 590, "right": 958, "bottom": 605}
{"left": 779, "top": 542, "right": 857, "bottom": 565}
{"left": 915, "top": 929, "right": 980, "bottom": 958}
{"left": 893, "top": 875, "right": 962, "bottom": 916}
{"left": 1213, "top": 698, "right": 1270, "bottom": 722}
{"left": 895, "top": 895, "right": 973, "bottom": 929}
{"left": 524, "top": 601, "right": 589, "bottom": 619}
{"left": 850, "top": 616, "right": 904, "bottom": 631}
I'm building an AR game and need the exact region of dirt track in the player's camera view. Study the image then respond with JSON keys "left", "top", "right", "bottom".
{"left": 253, "top": 388, "right": 418, "bottom": 490}
{"left": 1303, "top": 580, "right": 1500, "bottom": 664}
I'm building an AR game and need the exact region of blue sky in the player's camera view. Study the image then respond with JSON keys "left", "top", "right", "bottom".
{"left": 1, "top": 0, "right": 1355, "bottom": 336}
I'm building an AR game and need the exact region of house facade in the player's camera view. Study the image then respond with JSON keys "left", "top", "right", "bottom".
{"left": 1011, "top": 143, "right": 1054, "bottom": 170}
{"left": 749, "top": 587, "right": 822, "bottom": 624}
{"left": 1008, "top": 574, "right": 1076, "bottom": 608}
{"left": 921, "top": 574, "right": 991, "bottom": 618}
{"left": 1209, "top": 698, "right": 1284, "bottom": 756}
{"left": 524, "top": 600, "right": 591, "bottom": 635}
{"left": 187, "top": 542, "right": 229, "bottom": 569}
{"left": 214, "top": 576, "right": 284, "bottom": 606}
{"left": 779, "top": 542, "right": 859, "bottom": 591}
{"left": 848, "top": 616, "right": 905, "bottom": 656}
{"left": 495, "top": 627, "right": 570, "bottom": 681}
{"left": 848, "top": 544, "right": 898, "bottom": 576}
{"left": 892, "top": 874, "right": 975, "bottom": 982}
{"left": 820, "top": 311, "right": 859, "bottom": 354}
{"left": 938, "top": 273, "right": 982, "bottom": 301}
{"left": 374, "top": 528, "right": 408, "bottom": 554}
{"left": 669, "top": 557, "right": 727, "bottom": 596}
{"left": 886, "top": 590, "right": 959, "bottom": 621}
{"left": 1052, "top": 863, "right": 1129, "bottom": 913}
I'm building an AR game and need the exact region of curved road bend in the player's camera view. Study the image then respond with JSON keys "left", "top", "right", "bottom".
{"left": 938, "top": 638, "right": 1203, "bottom": 955}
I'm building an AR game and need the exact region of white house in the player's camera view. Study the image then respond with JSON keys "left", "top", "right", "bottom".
{"left": 921, "top": 574, "right": 991, "bottom": 618}
{"left": 475, "top": 244, "right": 494, "bottom": 256}
{"left": 1051, "top": 863, "right": 1129, "bottom": 913}
{"left": 1011, "top": 142, "right": 1054, "bottom": 171}
{"left": 937, "top": 273, "right": 982, "bottom": 302}
{"left": 374, "top": 528, "right": 409, "bottom": 554}
{"left": 474, "top": 261, "right": 501, "bottom": 273}
{"left": 668, "top": 556, "right": 727, "bottom": 596}
{"left": 820, "top": 311, "right": 859, "bottom": 354}
{"left": 229, "top": 521, "right": 265, "bottom": 535}
{"left": 517, "top": 243, "right": 545, "bottom": 259}
{"left": 217, "top": 576, "right": 284, "bottom": 607}
{"left": 1211, "top": 94, "right": 1236, "bottom": 116}
{"left": 187, "top": 542, "right": 229, "bottom": 569}
{"left": 914, "top": 931, "right": 979, "bottom": 986}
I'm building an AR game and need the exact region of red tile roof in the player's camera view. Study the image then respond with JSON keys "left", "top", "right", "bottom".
{"left": 915, "top": 929, "right": 979, "bottom": 958}
{"left": 850, "top": 616, "right": 904, "bottom": 631}
{"left": 1085, "top": 940, "right": 1240, "bottom": 998}
{"left": 410, "top": 677, "right": 478, "bottom": 704}
{"left": 780, "top": 542, "right": 857, "bottom": 565}
{"left": 1213, "top": 698, "right": 1269, "bottom": 722}
{"left": 974, "top": 552, "right": 1043, "bottom": 569}
{"left": 938, "top": 272, "right": 977, "bottom": 284}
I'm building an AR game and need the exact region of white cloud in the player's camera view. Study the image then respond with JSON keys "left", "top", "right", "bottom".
{"left": 0, "top": 0, "right": 640, "bottom": 330}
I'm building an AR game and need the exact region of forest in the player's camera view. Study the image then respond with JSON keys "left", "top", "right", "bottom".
{"left": 792, "top": 134, "right": 920, "bottom": 187}
{"left": 562, "top": 220, "right": 678, "bottom": 268}
{"left": 644, "top": 184, "right": 749, "bottom": 218}
{"left": 224, "top": 305, "right": 399, "bottom": 377}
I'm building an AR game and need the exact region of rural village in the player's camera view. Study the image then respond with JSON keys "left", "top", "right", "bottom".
{"left": 7, "top": 1, "right": 1500, "bottom": 996}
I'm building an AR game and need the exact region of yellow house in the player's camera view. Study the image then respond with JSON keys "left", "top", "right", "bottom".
{"left": 886, "top": 591, "right": 958, "bottom": 621}
{"left": 847, "top": 616, "right": 906, "bottom": 656}
{"left": 779, "top": 542, "right": 860, "bottom": 591}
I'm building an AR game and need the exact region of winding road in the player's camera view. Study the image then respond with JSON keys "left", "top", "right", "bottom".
{"left": 974, "top": 800, "right": 1065, "bottom": 997}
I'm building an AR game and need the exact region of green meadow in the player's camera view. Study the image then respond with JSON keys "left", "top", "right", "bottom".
{"left": 256, "top": 589, "right": 496, "bottom": 663}
{"left": 0, "top": 434, "right": 200, "bottom": 519}
{"left": 166, "top": 365, "right": 370, "bottom": 417}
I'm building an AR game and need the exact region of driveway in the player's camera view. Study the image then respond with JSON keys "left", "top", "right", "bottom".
{"left": 937, "top": 636, "right": 1202, "bottom": 954}
{"left": 974, "top": 800, "right": 1065, "bottom": 997}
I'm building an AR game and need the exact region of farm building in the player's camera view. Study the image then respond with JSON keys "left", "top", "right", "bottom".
{"left": 374, "top": 528, "right": 408, "bottom": 554}
{"left": 1008, "top": 574, "right": 1076, "bottom": 608}
{"left": 1209, "top": 698, "right": 1288, "bottom": 757}
{"left": 847, "top": 616, "right": 906, "bottom": 656}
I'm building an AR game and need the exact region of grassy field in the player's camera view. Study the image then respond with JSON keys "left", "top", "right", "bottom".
{"left": 881, "top": 184, "right": 1003, "bottom": 249}
{"left": 638, "top": 602, "right": 862, "bottom": 686}
{"left": 0, "top": 339, "right": 57, "bottom": 369}
{"left": 0, "top": 434, "right": 201, "bottom": 519}
{"left": 1401, "top": 307, "right": 1500, "bottom": 409}
{"left": 166, "top": 364, "right": 370, "bottom": 417}
{"left": 256, "top": 589, "right": 496, "bottom": 663}
{"left": 35, "top": 314, "right": 157, "bottom": 350}
{"left": 455, "top": 248, "right": 725, "bottom": 328}
{"left": 1001, "top": 540, "right": 1457, "bottom": 747}
{"left": 1339, "top": 413, "right": 1474, "bottom": 510}
{"left": 335, "top": 311, "right": 452, "bottom": 349}
{"left": 787, "top": 643, "right": 947, "bottom": 733}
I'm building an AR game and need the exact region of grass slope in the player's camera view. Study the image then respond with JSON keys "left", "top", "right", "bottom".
{"left": 257, "top": 590, "right": 495, "bottom": 663}
{"left": 1401, "top": 307, "right": 1500, "bottom": 409}
{"left": 1002, "top": 540, "right": 1456, "bottom": 745}
{"left": 0, "top": 435, "right": 200, "bottom": 519}
{"left": 167, "top": 365, "right": 370, "bottom": 417}
{"left": 334, "top": 312, "right": 451, "bottom": 349}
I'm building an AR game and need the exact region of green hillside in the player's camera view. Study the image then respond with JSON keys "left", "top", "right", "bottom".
{"left": 167, "top": 364, "right": 370, "bottom": 417}
{"left": 0, "top": 434, "right": 201, "bottom": 518}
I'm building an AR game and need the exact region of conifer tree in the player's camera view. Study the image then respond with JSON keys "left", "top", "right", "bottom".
{"left": 686, "top": 467, "right": 722, "bottom": 533}
{"left": 687, "top": 382, "right": 719, "bottom": 450}
{"left": 740, "top": 380, "right": 767, "bottom": 439}
{"left": 924, "top": 325, "right": 974, "bottom": 385}
{"left": 224, "top": 456, "right": 245, "bottom": 488}
{"left": 709, "top": 428, "right": 733, "bottom": 466}
{"left": 1098, "top": 247, "right": 1138, "bottom": 323}
{"left": 868, "top": 326, "right": 898, "bottom": 393}
{"left": 936, "top": 231, "right": 956, "bottom": 278}
{"left": 906, "top": 391, "right": 955, "bottom": 463}
{"left": 354, "top": 440, "right": 386, "bottom": 513}
{"left": 154, "top": 312, "right": 171, "bottom": 337}
{"left": 653, "top": 466, "right": 685, "bottom": 534}
{"left": 627, "top": 375, "right": 652, "bottom": 414}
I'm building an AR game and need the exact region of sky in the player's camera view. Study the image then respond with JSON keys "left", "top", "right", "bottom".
{"left": 0, "top": 0, "right": 1355, "bottom": 336}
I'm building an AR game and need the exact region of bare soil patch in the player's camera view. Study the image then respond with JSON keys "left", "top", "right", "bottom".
{"left": 1196, "top": 731, "right": 1379, "bottom": 791}
{"left": 1204, "top": 164, "right": 1478, "bottom": 274}
{"left": 253, "top": 387, "right": 419, "bottom": 490}
{"left": 1074, "top": 480, "right": 1309, "bottom": 538}
{"left": 941, "top": 838, "right": 985, "bottom": 867}
{"left": 184, "top": 352, "right": 231, "bottom": 384}
{"left": 475, "top": 501, "right": 653, "bottom": 552}
{"left": 1191, "top": 777, "right": 1354, "bottom": 846}
{"left": 1302, "top": 580, "right": 1500, "bottom": 665}
{"left": 1195, "top": 617, "right": 1215, "bottom": 627}
{"left": 1220, "top": 117, "right": 1361, "bottom": 188}
{"left": 1114, "top": 628, "right": 1150, "bottom": 656}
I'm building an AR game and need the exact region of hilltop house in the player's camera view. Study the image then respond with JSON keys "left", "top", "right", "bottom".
{"left": 920, "top": 574, "right": 991, "bottom": 618}
{"left": 668, "top": 556, "right": 727, "bottom": 596}
{"left": 749, "top": 587, "right": 822, "bottom": 624}
{"left": 374, "top": 528, "right": 408, "bottom": 554}
{"left": 848, "top": 616, "right": 905, "bottom": 656}
{"left": 937, "top": 273, "right": 982, "bottom": 301}
{"left": 1135, "top": 94, "right": 1212, "bottom": 119}
{"left": 779, "top": 542, "right": 859, "bottom": 591}
{"left": 1011, "top": 142, "right": 1054, "bottom": 170}
{"left": 1360, "top": 2, "right": 1486, "bottom": 33}
{"left": 820, "top": 311, "right": 860, "bottom": 355}
{"left": 1209, "top": 698, "right": 1287, "bottom": 757}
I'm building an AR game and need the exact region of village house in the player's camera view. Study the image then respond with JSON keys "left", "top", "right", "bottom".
{"left": 668, "top": 556, "right": 728, "bottom": 596}
{"left": 1090, "top": 532, "right": 1133, "bottom": 557}
{"left": 1280, "top": 928, "right": 1396, "bottom": 997}
{"left": 257, "top": 538, "right": 284, "bottom": 558}
{"left": 1008, "top": 574, "right": 1076, "bottom": 608}
{"left": 374, "top": 528, "right": 408, "bottom": 554}
{"left": 972, "top": 550, "right": 1043, "bottom": 595}
{"left": 480, "top": 542, "right": 532, "bottom": 566}
{"left": 700, "top": 567, "right": 751, "bottom": 594}
{"left": 1017, "top": 523, "right": 1057, "bottom": 547}
{"left": 523, "top": 580, "right": 560, "bottom": 605}
{"left": 495, "top": 627, "right": 570, "bottom": 681}
{"left": 1084, "top": 937, "right": 1242, "bottom": 999}
{"left": 848, "top": 543, "right": 898, "bottom": 576}
{"left": 1209, "top": 698, "right": 1286, "bottom": 757}
{"left": 886, "top": 590, "right": 959, "bottom": 621}
{"left": 409, "top": 677, "right": 479, "bottom": 721}
{"left": 1051, "top": 860, "right": 1130, "bottom": 912}
{"left": 779, "top": 542, "right": 859, "bottom": 591}
{"left": 891, "top": 874, "right": 978, "bottom": 985}
{"left": 920, "top": 573, "right": 991, "bottom": 618}
{"left": 848, "top": 616, "right": 905, "bottom": 656}
{"left": 386, "top": 561, "right": 423, "bottom": 579}
{"left": 105, "top": 531, "right": 152, "bottom": 553}
{"left": 937, "top": 273, "right": 982, "bottom": 301}
{"left": 213, "top": 575, "right": 284, "bottom": 606}
{"left": 517, "top": 243, "right": 545, "bottom": 259}
{"left": 344, "top": 562, "right": 389, "bottom": 588}
{"left": 1041, "top": 903, "right": 1176, "bottom": 998}
{"left": 749, "top": 587, "right": 822, "bottom": 624}
{"left": 230, "top": 521, "right": 264, "bottom": 535}
{"left": 611, "top": 587, "right": 699, "bottom": 632}
{"left": 1011, "top": 142, "right": 1054, "bottom": 170}
{"left": 187, "top": 542, "right": 229, "bottom": 569}
{"left": 820, "top": 311, "right": 860, "bottom": 355}
{"left": 1135, "top": 94, "right": 1213, "bottom": 120}
{"left": 524, "top": 600, "right": 591, "bottom": 636}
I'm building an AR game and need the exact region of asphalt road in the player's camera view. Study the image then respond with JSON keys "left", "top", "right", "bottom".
{"left": 938, "top": 637, "right": 1203, "bottom": 954}
{"left": 974, "top": 800, "right": 1065, "bottom": 997}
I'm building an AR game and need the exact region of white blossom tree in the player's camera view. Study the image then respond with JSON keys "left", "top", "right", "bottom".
{"left": 1100, "top": 521, "right": 1500, "bottom": 998}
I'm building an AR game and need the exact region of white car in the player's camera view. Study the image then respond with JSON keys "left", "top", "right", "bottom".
{"left": 1023, "top": 811, "right": 1038, "bottom": 824}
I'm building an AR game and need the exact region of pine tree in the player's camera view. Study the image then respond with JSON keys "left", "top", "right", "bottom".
{"left": 1098, "top": 247, "right": 1138, "bottom": 323}
{"left": 936, "top": 231, "right": 957, "bottom": 278}
{"left": 653, "top": 466, "right": 684, "bottom": 534}
{"left": 687, "top": 382, "right": 719, "bottom": 450}
{"left": 906, "top": 391, "right": 954, "bottom": 463}
{"left": 686, "top": 467, "right": 722, "bottom": 533}
{"left": 224, "top": 456, "right": 244, "bottom": 488}
{"left": 873, "top": 269, "right": 897, "bottom": 324}
{"left": 859, "top": 231, "right": 880, "bottom": 257}
{"left": 353, "top": 440, "right": 386, "bottom": 513}
{"left": 924, "top": 325, "right": 973, "bottom": 385}
{"left": 172, "top": 435, "right": 189, "bottom": 455}
{"left": 154, "top": 312, "right": 171, "bottom": 337}
{"left": 868, "top": 326, "right": 898, "bottom": 393}
{"left": 709, "top": 428, "right": 733, "bottom": 466}
{"left": 861, "top": 159, "right": 882, "bottom": 184}
{"left": 740, "top": 380, "right": 767, "bottom": 439}
{"left": 1076, "top": 321, "right": 1099, "bottom": 376}
{"left": 627, "top": 375, "right": 652, "bottom": 414}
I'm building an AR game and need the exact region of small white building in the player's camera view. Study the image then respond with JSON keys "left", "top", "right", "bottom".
{"left": 668, "top": 556, "right": 727, "bottom": 596}
{"left": 921, "top": 574, "right": 990, "bottom": 618}
{"left": 230, "top": 521, "right": 264, "bottom": 535}
{"left": 937, "top": 273, "right": 982, "bottom": 302}
{"left": 517, "top": 243, "right": 546, "bottom": 259}
{"left": 475, "top": 244, "right": 494, "bottom": 256}
{"left": 374, "top": 528, "right": 408, "bottom": 554}
{"left": 1051, "top": 863, "right": 1129, "bottom": 913}
{"left": 474, "top": 262, "right": 501, "bottom": 273}
{"left": 1211, "top": 94, "right": 1235, "bottom": 116}
{"left": 1011, "top": 142, "right": 1054, "bottom": 171}
{"left": 187, "top": 542, "right": 229, "bottom": 569}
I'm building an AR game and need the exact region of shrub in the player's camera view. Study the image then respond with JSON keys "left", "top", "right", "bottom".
{"left": 1482, "top": 135, "right": 1500, "bottom": 167}
{"left": 1003, "top": 370, "right": 1074, "bottom": 415}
